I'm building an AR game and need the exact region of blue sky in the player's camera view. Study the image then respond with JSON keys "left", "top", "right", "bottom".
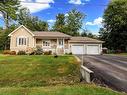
{"left": 0, "top": 0, "right": 109, "bottom": 34}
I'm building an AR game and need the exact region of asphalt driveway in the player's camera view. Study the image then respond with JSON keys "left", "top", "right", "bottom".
{"left": 77, "top": 55, "right": 127, "bottom": 92}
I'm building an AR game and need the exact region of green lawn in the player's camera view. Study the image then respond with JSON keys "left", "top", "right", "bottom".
{"left": 0, "top": 85, "right": 125, "bottom": 95}
{"left": 0, "top": 55, "right": 80, "bottom": 87}
{"left": 0, "top": 55, "right": 125, "bottom": 95}
{"left": 0, "top": 50, "right": 3, "bottom": 54}
{"left": 106, "top": 53, "right": 127, "bottom": 56}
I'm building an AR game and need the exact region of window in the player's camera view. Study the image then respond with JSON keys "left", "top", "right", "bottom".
{"left": 43, "top": 40, "right": 50, "bottom": 47}
{"left": 18, "top": 37, "right": 27, "bottom": 46}
{"left": 59, "top": 39, "right": 64, "bottom": 46}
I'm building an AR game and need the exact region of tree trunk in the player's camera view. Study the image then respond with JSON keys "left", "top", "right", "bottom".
{"left": 1, "top": 11, "right": 9, "bottom": 29}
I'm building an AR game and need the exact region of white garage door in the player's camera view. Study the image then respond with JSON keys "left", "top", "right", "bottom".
{"left": 71, "top": 45, "right": 84, "bottom": 54}
{"left": 86, "top": 45, "right": 99, "bottom": 55}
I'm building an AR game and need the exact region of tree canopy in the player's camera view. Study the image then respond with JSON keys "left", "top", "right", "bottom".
{"left": 0, "top": 0, "right": 20, "bottom": 29}
{"left": 53, "top": 9, "right": 85, "bottom": 36}
{"left": 18, "top": 8, "right": 48, "bottom": 31}
{"left": 100, "top": 0, "right": 127, "bottom": 51}
{"left": 53, "top": 13, "right": 65, "bottom": 32}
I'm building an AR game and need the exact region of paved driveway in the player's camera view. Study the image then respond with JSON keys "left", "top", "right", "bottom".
{"left": 77, "top": 55, "right": 127, "bottom": 92}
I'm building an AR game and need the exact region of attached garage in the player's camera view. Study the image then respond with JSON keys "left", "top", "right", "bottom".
{"left": 69, "top": 37, "right": 103, "bottom": 55}
{"left": 71, "top": 45, "right": 84, "bottom": 54}
{"left": 86, "top": 45, "right": 100, "bottom": 55}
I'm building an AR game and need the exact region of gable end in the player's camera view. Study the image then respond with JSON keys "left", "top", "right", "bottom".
{"left": 8, "top": 25, "right": 34, "bottom": 36}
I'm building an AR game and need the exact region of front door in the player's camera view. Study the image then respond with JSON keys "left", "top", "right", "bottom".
{"left": 57, "top": 39, "right": 64, "bottom": 54}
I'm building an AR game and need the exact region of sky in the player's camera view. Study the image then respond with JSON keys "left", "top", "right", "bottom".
{"left": 0, "top": 0, "right": 110, "bottom": 35}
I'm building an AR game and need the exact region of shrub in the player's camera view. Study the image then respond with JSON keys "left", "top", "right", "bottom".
{"left": 54, "top": 53, "right": 58, "bottom": 58}
{"left": 69, "top": 52, "right": 72, "bottom": 55}
{"left": 17, "top": 51, "right": 26, "bottom": 55}
{"left": 10, "top": 51, "right": 16, "bottom": 55}
{"left": 26, "top": 47, "right": 34, "bottom": 54}
{"left": 34, "top": 46, "right": 43, "bottom": 55}
{"left": 29, "top": 52, "right": 35, "bottom": 55}
{"left": 43, "top": 51, "right": 52, "bottom": 55}
{"left": 3, "top": 50, "right": 10, "bottom": 55}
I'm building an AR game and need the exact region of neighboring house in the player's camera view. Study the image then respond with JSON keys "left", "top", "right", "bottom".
{"left": 8, "top": 25, "right": 103, "bottom": 55}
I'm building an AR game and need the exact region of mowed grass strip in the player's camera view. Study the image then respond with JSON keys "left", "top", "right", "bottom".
{"left": 0, "top": 55, "right": 80, "bottom": 87}
{"left": 0, "top": 84, "right": 125, "bottom": 95}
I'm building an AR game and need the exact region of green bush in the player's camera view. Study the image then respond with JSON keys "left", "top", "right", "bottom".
{"left": 43, "top": 51, "right": 52, "bottom": 55}
{"left": 17, "top": 51, "right": 26, "bottom": 55}
{"left": 34, "top": 47, "right": 43, "bottom": 55}
{"left": 3, "top": 50, "right": 10, "bottom": 55}
{"left": 10, "top": 51, "right": 16, "bottom": 55}
{"left": 65, "top": 52, "right": 72, "bottom": 55}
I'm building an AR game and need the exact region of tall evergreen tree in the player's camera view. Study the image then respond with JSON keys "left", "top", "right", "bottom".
{"left": 53, "top": 13, "right": 65, "bottom": 32}
{"left": 0, "top": 0, "right": 20, "bottom": 29}
{"left": 18, "top": 8, "right": 48, "bottom": 31}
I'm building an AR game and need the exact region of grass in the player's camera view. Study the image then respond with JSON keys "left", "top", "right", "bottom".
{"left": 0, "top": 55, "right": 125, "bottom": 95}
{"left": 0, "top": 55, "right": 80, "bottom": 87}
{"left": 0, "top": 50, "right": 3, "bottom": 54}
{"left": 0, "top": 85, "right": 124, "bottom": 95}
{"left": 107, "top": 53, "right": 127, "bottom": 56}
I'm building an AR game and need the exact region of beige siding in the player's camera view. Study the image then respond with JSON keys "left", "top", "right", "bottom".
{"left": 36, "top": 39, "right": 69, "bottom": 49}
{"left": 36, "top": 39, "right": 57, "bottom": 49}
{"left": 10, "top": 27, "right": 34, "bottom": 52}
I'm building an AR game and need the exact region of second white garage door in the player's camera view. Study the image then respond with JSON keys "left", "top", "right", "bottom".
{"left": 86, "top": 45, "right": 99, "bottom": 55}
{"left": 71, "top": 45, "right": 84, "bottom": 54}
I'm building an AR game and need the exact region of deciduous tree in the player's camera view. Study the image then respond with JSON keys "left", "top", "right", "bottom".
{"left": 103, "top": 0, "right": 127, "bottom": 51}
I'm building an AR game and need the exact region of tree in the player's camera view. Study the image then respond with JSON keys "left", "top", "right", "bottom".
{"left": 0, "top": 24, "right": 17, "bottom": 50}
{"left": 99, "top": 28, "right": 109, "bottom": 47}
{"left": 87, "top": 33, "right": 95, "bottom": 38}
{"left": 66, "top": 9, "right": 84, "bottom": 36}
{"left": 81, "top": 29, "right": 89, "bottom": 37}
{"left": 53, "top": 9, "right": 85, "bottom": 36}
{"left": 18, "top": 8, "right": 48, "bottom": 31}
{"left": 103, "top": 0, "right": 127, "bottom": 51}
{"left": 0, "top": 0, "right": 20, "bottom": 29}
{"left": 53, "top": 13, "right": 65, "bottom": 32}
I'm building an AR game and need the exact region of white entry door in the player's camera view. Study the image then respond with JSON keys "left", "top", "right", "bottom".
{"left": 86, "top": 45, "right": 99, "bottom": 55}
{"left": 71, "top": 45, "right": 84, "bottom": 54}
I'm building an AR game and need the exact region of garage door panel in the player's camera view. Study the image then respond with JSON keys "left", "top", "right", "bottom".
{"left": 86, "top": 45, "right": 99, "bottom": 55}
{"left": 71, "top": 45, "right": 84, "bottom": 54}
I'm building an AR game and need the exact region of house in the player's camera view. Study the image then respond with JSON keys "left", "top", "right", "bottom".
{"left": 8, "top": 25, "right": 103, "bottom": 55}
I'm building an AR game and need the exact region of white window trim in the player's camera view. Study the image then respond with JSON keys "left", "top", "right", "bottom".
{"left": 42, "top": 40, "right": 51, "bottom": 47}
{"left": 17, "top": 36, "right": 27, "bottom": 46}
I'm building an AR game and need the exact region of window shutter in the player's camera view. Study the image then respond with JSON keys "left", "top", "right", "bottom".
{"left": 16, "top": 38, "right": 18, "bottom": 47}
{"left": 27, "top": 37, "right": 29, "bottom": 46}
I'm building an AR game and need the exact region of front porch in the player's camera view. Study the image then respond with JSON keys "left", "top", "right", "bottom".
{"left": 35, "top": 38, "right": 69, "bottom": 54}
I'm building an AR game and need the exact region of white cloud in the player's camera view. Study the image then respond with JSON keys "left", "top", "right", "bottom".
{"left": 69, "top": 0, "right": 90, "bottom": 5}
{"left": 20, "top": 0, "right": 54, "bottom": 13}
{"left": 0, "top": 13, "right": 2, "bottom": 17}
{"left": 47, "top": 19, "right": 56, "bottom": 23}
{"left": 86, "top": 17, "right": 103, "bottom": 26}
{"left": 69, "top": 0, "right": 82, "bottom": 5}
{"left": 65, "top": 13, "right": 69, "bottom": 17}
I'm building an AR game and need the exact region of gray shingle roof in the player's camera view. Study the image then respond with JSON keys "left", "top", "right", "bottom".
{"left": 69, "top": 37, "right": 104, "bottom": 43}
{"left": 33, "top": 32, "right": 71, "bottom": 38}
